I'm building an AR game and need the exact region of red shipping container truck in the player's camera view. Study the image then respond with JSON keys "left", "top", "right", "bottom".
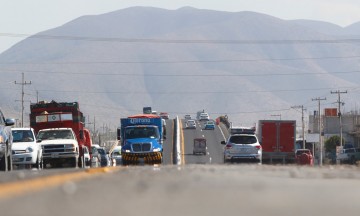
{"left": 30, "top": 101, "right": 92, "bottom": 168}
{"left": 257, "top": 120, "right": 296, "bottom": 163}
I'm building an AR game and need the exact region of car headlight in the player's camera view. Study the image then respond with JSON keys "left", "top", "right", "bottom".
{"left": 25, "top": 147, "right": 34, "bottom": 153}
{"left": 0, "top": 135, "right": 4, "bottom": 144}
{"left": 153, "top": 148, "right": 162, "bottom": 152}
{"left": 125, "top": 149, "right": 131, "bottom": 153}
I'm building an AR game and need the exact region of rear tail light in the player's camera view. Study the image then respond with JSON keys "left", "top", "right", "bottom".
{"left": 255, "top": 145, "right": 262, "bottom": 149}
{"left": 225, "top": 144, "right": 232, "bottom": 149}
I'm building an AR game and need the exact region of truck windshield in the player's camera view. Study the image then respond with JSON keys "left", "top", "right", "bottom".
{"left": 125, "top": 127, "right": 159, "bottom": 139}
{"left": 37, "top": 130, "right": 74, "bottom": 140}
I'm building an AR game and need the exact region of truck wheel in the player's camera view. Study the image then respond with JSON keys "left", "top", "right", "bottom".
{"left": 122, "top": 160, "right": 128, "bottom": 166}
{"left": 73, "top": 157, "right": 79, "bottom": 168}
{"left": 33, "top": 156, "right": 43, "bottom": 169}
{"left": 351, "top": 156, "right": 356, "bottom": 165}
{"left": 8, "top": 153, "right": 13, "bottom": 171}
{"left": 78, "top": 156, "right": 84, "bottom": 168}
{"left": 0, "top": 144, "right": 12, "bottom": 171}
{"left": 0, "top": 155, "right": 6, "bottom": 171}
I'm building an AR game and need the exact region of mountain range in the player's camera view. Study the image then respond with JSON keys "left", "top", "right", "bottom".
{"left": 1, "top": 6, "right": 360, "bottom": 129}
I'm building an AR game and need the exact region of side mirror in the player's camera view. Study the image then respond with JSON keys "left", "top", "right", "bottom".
{"left": 5, "top": 118, "right": 15, "bottom": 126}
{"left": 221, "top": 141, "right": 226, "bottom": 145}
{"left": 117, "top": 128, "right": 121, "bottom": 141}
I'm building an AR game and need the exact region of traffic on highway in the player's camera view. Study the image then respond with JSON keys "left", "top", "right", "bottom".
{"left": 2, "top": 106, "right": 360, "bottom": 216}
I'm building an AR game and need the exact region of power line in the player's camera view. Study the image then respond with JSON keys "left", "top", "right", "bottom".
{"left": 2, "top": 32, "right": 360, "bottom": 44}
{"left": 28, "top": 86, "right": 356, "bottom": 95}
{"left": 1, "top": 55, "right": 360, "bottom": 65}
{"left": 3, "top": 68, "right": 360, "bottom": 77}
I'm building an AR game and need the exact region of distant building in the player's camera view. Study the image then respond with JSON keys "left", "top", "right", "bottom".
{"left": 308, "top": 108, "right": 360, "bottom": 148}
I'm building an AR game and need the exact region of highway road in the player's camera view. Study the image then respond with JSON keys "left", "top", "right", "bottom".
{"left": 161, "top": 119, "right": 174, "bottom": 165}
{"left": 2, "top": 118, "right": 360, "bottom": 216}
{"left": 180, "top": 119, "right": 227, "bottom": 165}
{"left": 1, "top": 165, "right": 360, "bottom": 216}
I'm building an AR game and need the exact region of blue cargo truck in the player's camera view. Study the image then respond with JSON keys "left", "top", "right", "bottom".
{"left": 119, "top": 114, "right": 163, "bottom": 165}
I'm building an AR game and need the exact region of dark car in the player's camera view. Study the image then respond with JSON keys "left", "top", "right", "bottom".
{"left": 0, "top": 109, "right": 15, "bottom": 171}
{"left": 97, "top": 147, "right": 111, "bottom": 167}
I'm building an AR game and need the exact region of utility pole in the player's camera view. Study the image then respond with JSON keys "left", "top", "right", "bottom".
{"left": 331, "top": 90, "right": 347, "bottom": 147}
{"left": 14, "top": 73, "right": 32, "bottom": 127}
{"left": 312, "top": 97, "right": 326, "bottom": 166}
{"left": 292, "top": 105, "right": 307, "bottom": 149}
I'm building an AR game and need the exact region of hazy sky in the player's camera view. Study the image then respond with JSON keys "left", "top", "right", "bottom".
{"left": 1, "top": 0, "right": 360, "bottom": 54}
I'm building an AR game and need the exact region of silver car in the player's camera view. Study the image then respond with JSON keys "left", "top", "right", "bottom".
{"left": 0, "top": 109, "right": 15, "bottom": 171}
{"left": 186, "top": 120, "right": 196, "bottom": 129}
{"left": 221, "top": 134, "right": 262, "bottom": 163}
{"left": 111, "top": 146, "right": 122, "bottom": 166}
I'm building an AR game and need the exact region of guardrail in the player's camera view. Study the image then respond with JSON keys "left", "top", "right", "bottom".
{"left": 173, "top": 116, "right": 181, "bottom": 165}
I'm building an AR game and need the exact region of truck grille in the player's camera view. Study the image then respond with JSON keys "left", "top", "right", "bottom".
{"left": 132, "top": 143, "right": 151, "bottom": 152}
{"left": 42, "top": 144, "right": 74, "bottom": 153}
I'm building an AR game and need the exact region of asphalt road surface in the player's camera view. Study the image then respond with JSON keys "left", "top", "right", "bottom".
{"left": 181, "top": 119, "right": 226, "bottom": 165}
{"left": 1, "top": 164, "right": 360, "bottom": 216}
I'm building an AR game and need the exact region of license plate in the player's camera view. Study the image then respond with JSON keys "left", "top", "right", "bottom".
{"left": 12, "top": 158, "right": 21, "bottom": 162}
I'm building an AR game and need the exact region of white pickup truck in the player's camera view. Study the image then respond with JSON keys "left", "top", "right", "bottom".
{"left": 337, "top": 148, "right": 360, "bottom": 164}
{"left": 36, "top": 128, "right": 79, "bottom": 168}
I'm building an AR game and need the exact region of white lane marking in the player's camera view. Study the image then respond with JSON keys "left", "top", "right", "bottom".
{"left": 202, "top": 134, "right": 204, "bottom": 138}
{"left": 209, "top": 157, "right": 212, "bottom": 164}
{"left": 218, "top": 125, "right": 226, "bottom": 141}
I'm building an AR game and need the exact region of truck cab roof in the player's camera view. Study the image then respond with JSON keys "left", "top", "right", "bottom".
{"left": 38, "top": 127, "right": 73, "bottom": 131}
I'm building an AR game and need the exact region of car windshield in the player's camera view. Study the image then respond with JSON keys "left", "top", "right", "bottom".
{"left": 112, "top": 151, "right": 121, "bottom": 156}
{"left": 125, "top": 127, "right": 159, "bottom": 139}
{"left": 12, "top": 130, "right": 34, "bottom": 143}
{"left": 37, "top": 130, "right": 74, "bottom": 140}
{"left": 206, "top": 122, "right": 214, "bottom": 125}
{"left": 229, "top": 135, "right": 257, "bottom": 144}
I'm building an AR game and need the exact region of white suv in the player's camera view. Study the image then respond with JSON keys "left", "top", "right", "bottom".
{"left": 11, "top": 128, "right": 43, "bottom": 169}
{"left": 199, "top": 113, "right": 210, "bottom": 121}
{"left": 221, "top": 133, "right": 262, "bottom": 163}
